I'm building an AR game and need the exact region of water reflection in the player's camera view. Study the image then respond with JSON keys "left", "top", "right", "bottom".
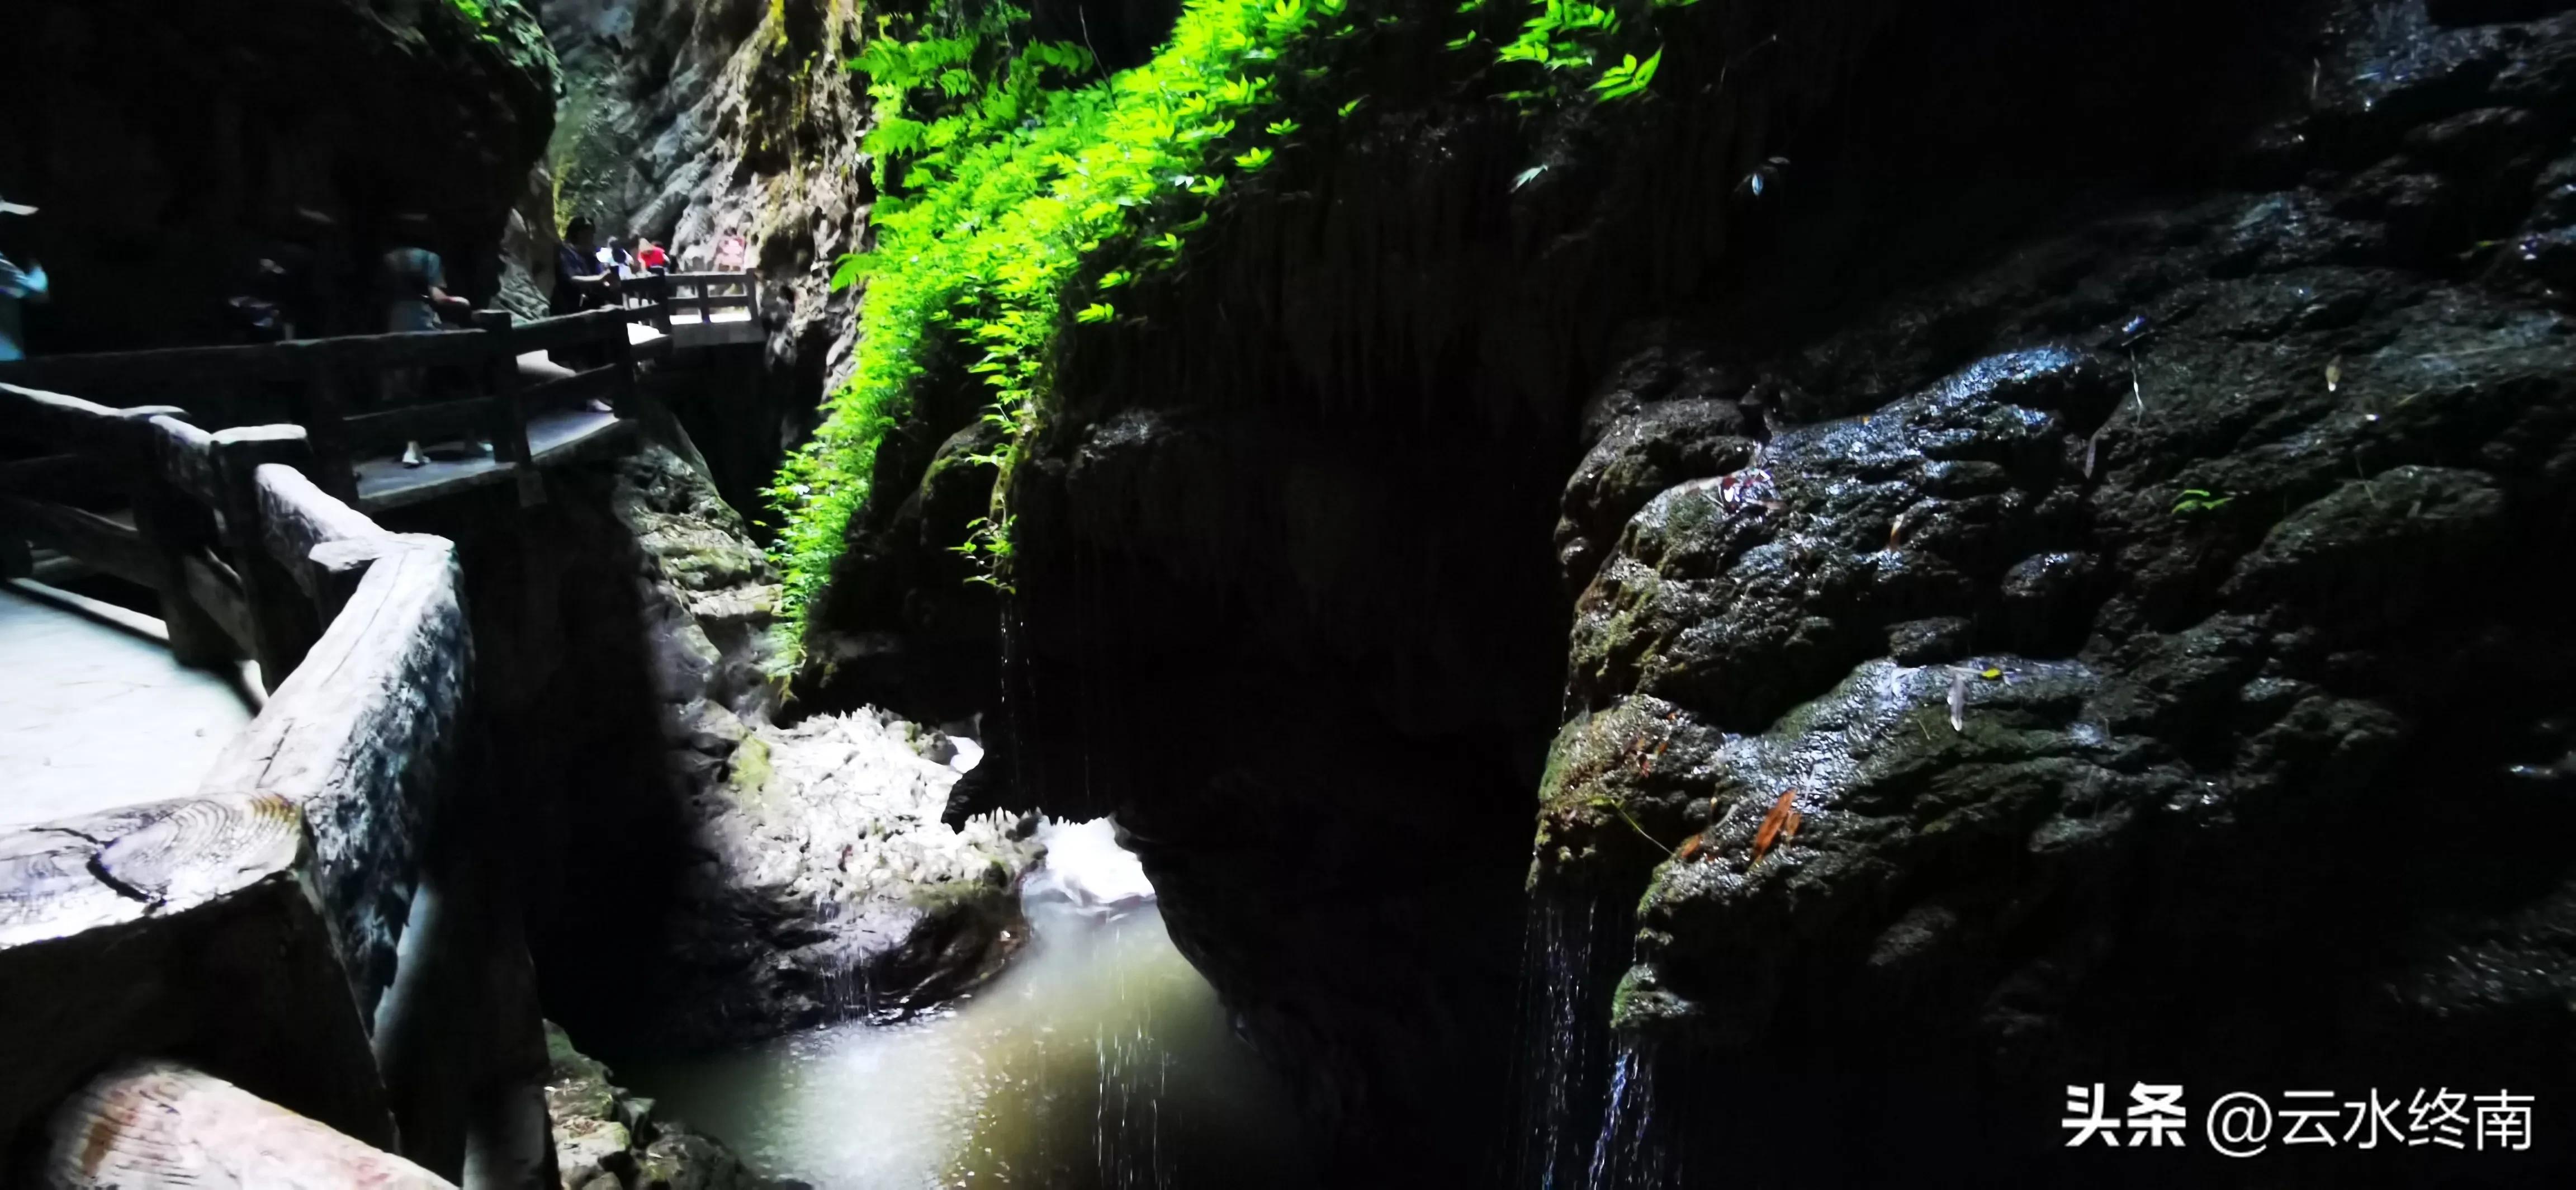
{"left": 624, "top": 820, "right": 1313, "bottom": 1189}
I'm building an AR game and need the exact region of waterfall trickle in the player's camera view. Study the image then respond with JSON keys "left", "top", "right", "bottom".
{"left": 1514, "top": 877, "right": 1647, "bottom": 1190}
{"left": 1583, "top": 1040, "right": 1685, "bottom": 1190}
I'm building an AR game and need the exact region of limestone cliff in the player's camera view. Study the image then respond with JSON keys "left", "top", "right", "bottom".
{"left": 533, "top": 0, "right": 873, "bottom": 521}
{"left": 420, "top": 437, "right": 1030, "bottom": 1055}
{"left": 532, "top": 0, "right": 2576, "bottom": 1180}
{"left": 790, "top": 0, "right": 2576, "bottom": 1182}
{"left": 1533, "top": 2, "right": 2576, "bottom": 1182}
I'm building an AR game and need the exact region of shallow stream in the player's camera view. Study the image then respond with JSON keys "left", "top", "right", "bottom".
{"left": 624, "top": 819, "right": 1313, "bottom": 1189}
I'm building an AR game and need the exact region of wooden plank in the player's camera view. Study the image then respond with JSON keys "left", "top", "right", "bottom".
{"left": 0, "top": 332, "right": 489, "bottom": 392}
{"left": 0, "top": 795, "right": 397, "bottom": 1153}
{"left": 304, "top": 537, "right": 390, "bottom": 624}
{"left": 200, "top": 537, "right": 469, "bottom": 1021}
{"left": 127, "top": 465, "right": 234, "bottom": 666}
{"left": 42, "top": 1061, "right": 453, "bottom": 1189}
{"left": 256, "top": 463, "right": 393, "bottom": 620}
{"left": 354, "top": 461, "right": 525, "bottom": 514}
{"left": 1, "top": 346, "right": 305, "bottom": 390}
{"left": 645, "top": 275, "right": 675, "bottom": 338}
{"left": 183, "top": 548, "right": 257, "bottom": 655}
{"left": 150, "top": 415, "right": 226, "bottom": 508}
{"left": 209, "top": 427, "right": 319, "bottom": 691}
{"left": 0, "top": 795, "right": 299, "bottom": 950}
{"left": 518, "top": 364, "right": 622, "bottom": 409}
{"left": 342, "top": 396, "right": 502, "bottom": 452}
{"left": 0, "top": 493, "right": 155, "bottom": 588}
{"left": 0, "top": 453, "right": 115, "bottom": 499}
{"left": 0, "top": 382, "right": 156, "bottom": 460}
{"left": 506, "top": 307, "right": 636, "bottom": 355}
{"left": 135, "top": 414, "right": 234, "bottom": 664}
{"left": 254, "top": 462, "right": 386, "bottom": 588}
{"left": 0, "top": 790, "right": 396, "bottom": 1146}
{"left": 477, "top": 319, "right": 544, "bottom": 508}
{"left": 299, "top": 329, "right": 492, "bottom": 370}
{"left": 299, "top": 362, "right": 361, "bottom": 504}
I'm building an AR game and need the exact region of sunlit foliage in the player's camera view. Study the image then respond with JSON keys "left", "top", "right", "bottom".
{"left": 768, "top": 0, "right": 1702, "bottom": 643}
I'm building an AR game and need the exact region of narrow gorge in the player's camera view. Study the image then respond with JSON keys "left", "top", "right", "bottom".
{"left": 3, "top": 0, "right": 2575, "bottom": 1187}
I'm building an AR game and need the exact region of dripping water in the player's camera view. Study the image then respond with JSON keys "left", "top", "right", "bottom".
{"left": 1513, "top": 879, "right": 1641, "bottom": 1190}
{"left": 1583, "top": 1041, "right": 1684, "bottom": 1190}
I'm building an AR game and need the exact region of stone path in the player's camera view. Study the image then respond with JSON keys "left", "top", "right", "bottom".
{"left": 0, "top": 580, "right": 257, "bottom": 828}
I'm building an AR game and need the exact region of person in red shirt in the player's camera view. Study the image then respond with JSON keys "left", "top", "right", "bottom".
{"left": 636, "top": 238, "right": 669, "bottom": 274}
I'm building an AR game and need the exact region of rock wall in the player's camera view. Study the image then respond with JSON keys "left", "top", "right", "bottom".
{"left": 0, "top": 0, "right": 557, "bottom": 351}
{"left": 379, "top": 437, "right": 1031, "bottom": 1057}
{"left": 798, "top": 0, "right": 2576, "bottom": 1182}
{"left": 545, "top": 1021, "right": 802, "bottom": 1190}
{"left": 515, "top": 0, "right": 2576, "bottom": 1179}
{"left": 1533, "top": 1, "right": 2576, "bottom": 1185}
{"left": 534, "top": 0, "right": 872, "bottom": 522}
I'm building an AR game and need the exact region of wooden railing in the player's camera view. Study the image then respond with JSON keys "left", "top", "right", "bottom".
{"left": 624, "top": 271, "right": 765, "bottom": 347}
{"left": 0, "top": 381, "right": 480, "bottom": 1167}
{"left": 0, "top": 276, "right": 756, "bottom": 1176}
{"left": 0, "top": 273, "right": 760, "bottom": 509}
{"left": 1, "top": 384, "right": 321, "bottom": 685}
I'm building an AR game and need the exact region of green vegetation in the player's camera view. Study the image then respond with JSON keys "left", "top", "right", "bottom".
{"left": 768, "top": 0, "right": 1710, "bottom": 644}
{"left": 1476, "top": 0, "right": 1694, "bottom": 106}
{"left": 768, "top": 0, "right": 1360, "bottom": 631}
{"left": 2172, "top": 488, "right": 2236, "bottom": 516}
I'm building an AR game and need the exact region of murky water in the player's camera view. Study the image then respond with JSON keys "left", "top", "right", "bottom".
{"left": 623, "top": 820, "right": 1314, "bottom": 1189}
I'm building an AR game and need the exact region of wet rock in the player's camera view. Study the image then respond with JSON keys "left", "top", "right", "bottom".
{"left": 1557, "top": 398, "right": 1756, "bottom": 591}
{"left": 544, "top": 1022, "right": 789, "bottom": 1190}
{"left": 489, "top": 442, "right": 1022, "bottom": 1052}
{"left": 657, "top": 707, "right": 1041, "bottom": 1044}
{"left": 1535, "top": 3, "right": 2576, "bottom": 1183}
{"left": 796, "top": 417, "right": 1006, "bottom": 720}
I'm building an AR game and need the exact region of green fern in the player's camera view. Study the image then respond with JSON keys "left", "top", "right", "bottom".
{"left": 768, "top": 0, "right": 1355, "bottom": 636}
{"left": 2172, "top": 489, "right": 2236, "bottom": 516}
{"left": 1590, "top": 47, "right": 1660, "bottom": 100}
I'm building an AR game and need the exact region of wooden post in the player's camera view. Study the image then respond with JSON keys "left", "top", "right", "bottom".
{"left": 300, "top": 360, "right": 362, "bottom": 504}
{"left": 212, "top": 426, "right": 323, "bottom": 691}
{"left": 129, "top": 470, "right": 234, "bottom": 667}
{"left": 44, "top": 1061, "right": 453, "bottom": 1189}
{"left": 609, "top": 309, "right": 640, "bottom": 412}
{"left": 474, "top": 312, "right": 542, "bottom": 508}
{"left": 115, "top": 409, "right": 235, "bottom": 665}
{"left": 647, "top": 273, "right": 674, "bottom": 338}
{"left": 607, "top": 310, "right": 716, "bottom": 487}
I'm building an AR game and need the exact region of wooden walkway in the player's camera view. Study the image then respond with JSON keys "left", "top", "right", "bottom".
{"left": 354, "top": 406, "right": 629, "bottom": 511}
{"left": 0, "top": 274, "right": 763, "bottom": 1181}
{"left": 0, "top": 579, "right": 256, "bottom": 827}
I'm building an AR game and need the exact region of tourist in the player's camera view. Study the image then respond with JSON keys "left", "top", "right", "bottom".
{"left": 552, "top": 216, "right": 618, "bottom": 317}
{"left": 0, "top": 196, "right": 50, "bottom": 363}
{"left": 600, "top": 236, "right": 641, "bottom": 280}
{"left": 224, "top": 257, "right": 288, "bottom": 344}
{"left": 379, "top": 213, "right": 473, "bottom": 468}
{"left": 636, "top": 237, "right": 669, "bottom": 274}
